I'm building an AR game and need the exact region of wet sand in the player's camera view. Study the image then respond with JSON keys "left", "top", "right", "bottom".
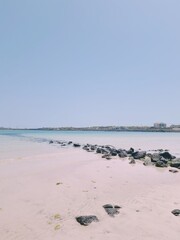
{"left": 0, "top": 147, "right": 180, "bottom": 240}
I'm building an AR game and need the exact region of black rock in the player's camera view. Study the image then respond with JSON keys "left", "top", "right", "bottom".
{"left": 103, "top": 204, "right": 120, "bottom": 217}
{"left": 114, "top": 205, "right": 121, "bottom": 209}
{"left": 160, "top": 151, "right": 175, "bottom": 160}
{"left": 105, "top": 146, "right": 115, "bottom": 152}
{"left": 101, "top": 149, "right": 109, "bottom": 154}
{"left": 126, "top": 148, "right": 134, "bottom": 154}
{"left": 105, "top": 146, "right": 111, "bottom": 150}
{"left": 169, "top": 169, "right": 178, "bottom": 173}
{"left": 110, "top": 151, "right": 117, "bottom": 156}
{"left": 155, "top": 161, "right": 167, "bottom": 168}
{"left": 68, "top": 141, "right": 72, "bottom": 144}
{"left": 76, "top": 215, "right": 99, "bottom": 226}
{"left": 90, "top": 146, "right": 96, "bottom": 151}
{"left": 82, "top": 145, "right": 88, "bottom": 150}
{"left": 150, "top": 153, "right": 162, "bottom": 162}
{"left": 118, "top": 151, "right": 128, "bottom": 158}
{"left": 171, "top": 209, "right": 180, "bottom": 216}
{"left": 116, "top": 149, "right": 123, "bottom": 154}
{"left": 73, "top": 143, "right": 81, "bottom": 147}
{"left": 49, "top": 140, "right": 53, "bottom": 144}
{"left": 160, "top": 157, "right": 169, "bottom": 164}
{"left": 132, "top": 151, "right": 146, "bottom": 159}
{"left": 96, "top": 148, "right": 102, "bottom": 154}
{"left": 170, "top": 159, "right": 180, "bottom": 169}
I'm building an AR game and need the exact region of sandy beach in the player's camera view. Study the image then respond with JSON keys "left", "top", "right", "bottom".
{"left": 1, "top": 144, "right": 180, "bottom": 240}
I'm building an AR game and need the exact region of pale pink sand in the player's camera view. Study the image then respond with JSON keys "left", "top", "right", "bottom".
{"left": 0, "top": 148, "right": 180, "bottom": 240}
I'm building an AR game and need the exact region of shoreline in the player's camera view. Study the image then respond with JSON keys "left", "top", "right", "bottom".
{"left": 47, "top": 139, "right": 180, "bottom": 170}
{"left": 1, "top": 128, "right": 180, "bottom": 133}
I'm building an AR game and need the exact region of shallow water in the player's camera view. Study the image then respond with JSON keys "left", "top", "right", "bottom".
{"left": 0, "top": 130, "right": 180, "bottom": 161}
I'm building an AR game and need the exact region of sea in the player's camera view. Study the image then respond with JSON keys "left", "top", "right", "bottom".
{"left": 0, "top": 130, "right": 180, "bottom": 161}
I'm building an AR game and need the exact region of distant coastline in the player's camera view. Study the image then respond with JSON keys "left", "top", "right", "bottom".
{"left": 1, "top": 125, "right": 180, "bottom": 132}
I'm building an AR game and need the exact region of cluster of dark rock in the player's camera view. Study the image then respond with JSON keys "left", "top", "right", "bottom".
{"left": 81, "top": 143, "right": 180, "bottom": 170}
{"left": 49, "top": 140, "right": 180, "bottom": 170}
{"left": 76, "top": 204, "right": 121, "bottom": 226}
{"left": 76, "top": 206, "right": 180, "bottom": 226}
{"left": 49, "top": 140, "right": 72, "bottom": 146}
{"left": 48, "top": 140, "right": 180, "bottom": 225}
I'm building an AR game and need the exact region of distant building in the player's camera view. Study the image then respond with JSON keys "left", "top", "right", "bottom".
{"left": 170, "top": 124, "right": 180, "bottom": 128}
{"left": 154, "top": 122, "right": 167, "bottom": 128}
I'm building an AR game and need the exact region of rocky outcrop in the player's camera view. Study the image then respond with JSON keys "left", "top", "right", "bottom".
{"left": 46, "top": 138, "right": 179, "bottom": 171}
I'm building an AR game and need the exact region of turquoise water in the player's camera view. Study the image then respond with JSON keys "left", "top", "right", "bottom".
{"left": 1, "top": 130, "right": 180, "bottom": 160}
{"left": 1, "top": 129, "right": 180, "bottom": 140}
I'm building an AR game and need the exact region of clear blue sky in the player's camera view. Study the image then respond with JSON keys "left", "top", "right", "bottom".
{"left": 0, "top": 0, "right": 180, "bottom": 128}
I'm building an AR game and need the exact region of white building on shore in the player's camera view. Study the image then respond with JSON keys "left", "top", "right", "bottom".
{"left": 154, "top": 122, "right": 167, "bottom": 128}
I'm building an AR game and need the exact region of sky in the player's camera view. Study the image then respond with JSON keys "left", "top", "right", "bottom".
{"left": 0, "top": 0, "right": 180, "bottom": 128}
